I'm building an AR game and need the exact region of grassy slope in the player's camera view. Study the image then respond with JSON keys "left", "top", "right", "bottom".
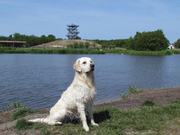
{"left": 13, "top": 102, "right": 180, "bottom": 135}
{"left": 1, "top": 87, "right": 180, "bottom": 135}
{"left": 32, "top": 40, "right": 102, "bottom": 48}
{"left": 0, "top": 101, "right": 179, "bottom": 135}
{"left": 33, "top": 40, "right": 101, "bottom": 48}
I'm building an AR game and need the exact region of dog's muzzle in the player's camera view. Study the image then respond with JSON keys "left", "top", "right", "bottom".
{"left": 90, "top": 64, "right": 95, "bottom": 71}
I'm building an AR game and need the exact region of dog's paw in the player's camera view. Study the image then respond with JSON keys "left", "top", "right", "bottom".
{"left": 55, "top": 121, "right": 62, "bottom": 125}
{"left": 83, "top": 125, "right": 89, "bottom": 132}
{"left": 92, "top": 122, "right": 99, "bottom": 126}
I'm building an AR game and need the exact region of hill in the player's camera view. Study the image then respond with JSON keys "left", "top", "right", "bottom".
{"left": 32, "top": 40, "right": 101, "bottom": 48}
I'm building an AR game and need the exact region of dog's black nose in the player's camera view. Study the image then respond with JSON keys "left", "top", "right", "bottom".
{"left": 91, "top": 64, "right": 95, "bottom": 68}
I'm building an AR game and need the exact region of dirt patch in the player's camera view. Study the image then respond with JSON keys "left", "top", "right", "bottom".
{"left": 0, "top": 111, "right": 13, "bottom": 124}
{"left": 96, "top": 87, "right": 180, "bottom": 109}
{"left": 0, "top": 128, "right": 41, "bottom": 135}
{"left": 123, "top": 128, "right": 157, "bottom": 135}
{"left": 0, "top": 109, "right": 49, "bottom": 135}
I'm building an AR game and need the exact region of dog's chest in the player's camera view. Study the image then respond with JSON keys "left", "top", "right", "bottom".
{"left": 76, "top": 86, "right": 96, "bottom": 103}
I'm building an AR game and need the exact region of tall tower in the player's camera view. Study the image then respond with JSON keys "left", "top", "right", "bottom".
{"left": 66, "top": 24, "right": 81, "bottom": 40}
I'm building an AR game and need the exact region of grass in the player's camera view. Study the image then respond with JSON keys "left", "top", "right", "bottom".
{"left": 172, "top": 48, "right": 180, "bottom": 54}
{"left": 0, "top": 47, "right": 180, "bottom": 56}
{"left": 8, "top": 102, "right": 35, "bottom": 120}
{"left": 14, "top": 101, "right": 180, "bottom": 135}
{"left": 12, "top": 107, "right": 34, "bottom": 120}
{"left": 106, "top": 48, "right": 176, "bottom": 56}
{"left": 127, "top": 86, "right": 143, "bottom": 95}
{"left": 16, "top": 119, "right": 33, "bottom": 130}
{"left": 6, "top": 102, "right": 28, "bottom": 110}
{"left": 121, "top": 86, "right": 143, "bottom": 98}
{"left": 0, "top": 47, "right": 105, "bottom": 54}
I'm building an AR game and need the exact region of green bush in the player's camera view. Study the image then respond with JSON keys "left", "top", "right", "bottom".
{"left": 143, "top": 100, "right": 155, "bottom": 106}
{"left": 165, "top": 49, "right": 173, "bottom": 55}
{"left": 6, "top": 102, "right": 25, "bottom": 110}
{"left": 12, "top": 107, "right": 34, "bottom": 120}
{"left": 8, "top": 102, "right": 35, "bottom": 120}
{"left": 93, "top": 39, "right": 131, "bottom": 49}
{"left": 0, "top": 33, "right": 56, "bottom": 47}
{"left": 127, "top": 86, "right": 142, "bottom": 95}
{"left": 130, "top": 29, "right": 169, "bottom": 51}
{"left": 121, "top": 86, "right": 142, "bottom": 98}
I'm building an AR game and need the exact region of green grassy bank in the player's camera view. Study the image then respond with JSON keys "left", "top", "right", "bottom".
{"left": 13, "top": 101, "right": 180, "bottom": 135}
{"left": 0, "top": 47, "right": 180, "bottom": 56}
{"left": 0, "top": 47, "right": 105, "bottom": 54}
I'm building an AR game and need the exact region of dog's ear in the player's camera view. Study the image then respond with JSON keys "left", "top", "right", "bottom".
{"left": 73, "top": 60, "right": 81, "bottom": 72}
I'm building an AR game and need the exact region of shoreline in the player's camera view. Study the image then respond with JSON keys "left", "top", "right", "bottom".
{"left": 96, "top": 87, "right": 180, "bottom": 109}
{"left": 0, "top": 87, "right": 179, "bottom": 113}
{"left": 0, "top": 87, "right": 180, "bottom": 134}
{"left": 0, "top": 47, "right": 180, "bottom": 56}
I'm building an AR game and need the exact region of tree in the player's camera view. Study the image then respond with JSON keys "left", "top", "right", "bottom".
{"left": 66, "top": 24, "right": 81, "bottom": 40}
{"left": 0, "top": 33, "right": 57, "bottom": 47}
{"left": 174, "top": 39, "right": 180, "bottom": 48}
{"left": 47, "top": 34, "right": 56, "bottom": 42}
{"left": 131, "top": 30, "right": 169, "bottom": 51}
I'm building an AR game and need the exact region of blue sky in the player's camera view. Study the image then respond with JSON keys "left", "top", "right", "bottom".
{"left": 0, "top": 0, "right": 180, "bottom": 43}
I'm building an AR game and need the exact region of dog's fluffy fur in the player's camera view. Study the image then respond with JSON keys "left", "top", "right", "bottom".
{"left": 28, "top": 57, "right": 98, "bottom": 132}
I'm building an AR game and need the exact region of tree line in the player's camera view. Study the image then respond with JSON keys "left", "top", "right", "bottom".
{"left": 130, "top": 29, "right": 169, "bottom": 51}
{"left": 93, "top": 38, "right": 133, "bottom": 49}
{"left": 0, "top": 33, "right": 57, "bottom": 47}
{"left": 94, "top": 30, "right": 171, "bottom": 51}
{"left": 1, "top": 30, "right": 180, "bottom": 50}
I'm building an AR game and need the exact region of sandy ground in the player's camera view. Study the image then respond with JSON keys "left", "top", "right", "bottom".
{"left": 0, "top": 87, "right": 180, "bottom": 135}
{"left": 32, "top": 39, "right": 101, "bottom": 48}
{"left": 96, "top": 87, "right": 180, "bottom": 109}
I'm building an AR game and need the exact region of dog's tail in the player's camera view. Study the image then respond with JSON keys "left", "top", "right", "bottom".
{"left": 28, "top": 117, "right": 49, "bottom": 124}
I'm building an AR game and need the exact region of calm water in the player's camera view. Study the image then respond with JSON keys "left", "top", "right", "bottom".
{"left": 0, "top": 54, "right": 180, "bottom": 110}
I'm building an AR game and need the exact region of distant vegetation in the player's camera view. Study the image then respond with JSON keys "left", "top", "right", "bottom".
{"left": 0, "top": 47, "right": 105, "bottom": 54}
{"left": 130, "top": 29, "right": 169, "bottom": 51}
{"left": 174, "top": 39, "right": 180, "bottom": 48}
{"left": 0, "top": 29, "right": 177, "bottom": 56}
{"left": 93, "top": 29, "right": 169, "bottom": 51}
{"left": 67, "top": 42, "right": 100, "bottom": 49}
{"left": 0, "top": 47, "right": 179, "bottom": 55}
{"left": 93, "top": 38, "right": 133, "bottom": 49}
{"left": 0, "top": 33, "right": 57, "bottom": 47}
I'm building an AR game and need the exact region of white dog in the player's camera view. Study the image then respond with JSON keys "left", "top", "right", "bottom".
{"left": 29, "top": 57, "right": 98, "bottom": 132}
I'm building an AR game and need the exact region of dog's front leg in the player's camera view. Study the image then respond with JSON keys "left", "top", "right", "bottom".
{"left": 77, "top": 103, "right": 89, "bottom": 132}
{"left": 87, "top": 102, "right": 99, "bottom": 126}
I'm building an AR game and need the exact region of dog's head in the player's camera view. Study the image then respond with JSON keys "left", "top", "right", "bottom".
{"left": 73, "top": 57, "right": 95, "bottom": 73}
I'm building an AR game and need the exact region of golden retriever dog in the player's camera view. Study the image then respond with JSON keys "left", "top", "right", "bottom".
{"left": 28, "top": 57, "right": 98, "bottom": 132}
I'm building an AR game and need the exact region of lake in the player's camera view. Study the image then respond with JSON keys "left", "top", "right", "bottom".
{"left": 0, "top": 54, "right": 180, "bottom": 110}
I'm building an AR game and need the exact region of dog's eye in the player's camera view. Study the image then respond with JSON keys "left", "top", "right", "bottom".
{"left": 82, "top": 61, "right": 86, "bottom": 64}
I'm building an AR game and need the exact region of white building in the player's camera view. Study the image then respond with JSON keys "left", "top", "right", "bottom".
{"left": 168, "top": 44, "right": 175, "bottom": 49}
